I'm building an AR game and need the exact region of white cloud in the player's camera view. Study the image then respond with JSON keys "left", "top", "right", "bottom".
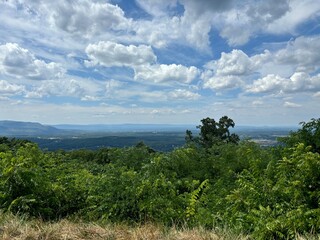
{"left": 133, "top": 17, "right": 180, "bottom": 48}
{"left": 105, "top": 79, "right": 123, "bottom": 93}
{"left": 25, "top": 78, "right": 97, "bottom": 98}
{"left": 134, "top": 0, "right": 320, "bottom": 50}
{"left": 206, "top": 50, "right": 254, "bottom": 76}
{"left": 85, "top": 41, "right": 157, "bottom": 67}
{"left": 168, "top": 89, "right": 200, "bottom": 100}
{"left": 284, "top": 101, "right": 302, "bottom": 108}
{"left": 203, "top": 36, "right": 320, "bottom": 93}
{"left": 0, "top": 80, "right": 25, "bottom": 95}
{"left": 85, "top": 41, "right": 200, "bottom": 84}
{"left": 246, "top": 74, "right": 286, "bottom": 93}
{"left": 178, "top": 0, "right": 319, "bottom": 47}
{"left": 0, "top": 43, "right": 65, "bottom": 80}
{"left": 81, "top": 95, "right": 100, "bottom": 102}
{"left": 9, "top": 0, "right": 131, "bottom": 37}
{"left": 275, "top": 35, "right": 320, "bottom": 72}
{"left": 202, "top": 75, "right": 243, "bottom": 90}
{"left": 201, "top": 49, "right": 272, "bottom": 91}
{"left": 216, "top": 0, "right": 291, "bottom": 46}
{"left": 133, "top": 0, "right": 223, "bottom": 50}
{"left": 267, "top": 0, "right": 320, "bottom": 34}
{"left": 247, "top": 72, "right": 320, "bottom": 94}
{"left": 134, "top": 64, "right": 199, "bottom": 83}
{"left": 1, "top": 0, "right": 319, "bottom": 126}
{"left": 132, "top": 1, "right": 216, "bottom": 50}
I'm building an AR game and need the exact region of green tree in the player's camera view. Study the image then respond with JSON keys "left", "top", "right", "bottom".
{"left": 279, "top": 118, "right": 320, "bottom": 153}
{"left": 186, "top": 116, "right": 239, "bottom": 148}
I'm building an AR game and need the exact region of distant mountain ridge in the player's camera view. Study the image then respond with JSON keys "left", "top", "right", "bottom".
{"left": 0, "top": 120, "right": 64, "bottom": 136}
{"left": 0, "top": 120, "right": 196, "bottom": 137}
{"left": 0, "top": 120, "right": 296, "bottom": 151}
{"left": 0, "top": 120, "right": 296, "bottom": 138}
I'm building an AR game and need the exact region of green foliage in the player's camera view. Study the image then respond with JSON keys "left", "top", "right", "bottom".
{"left": 0, "top": 143, "right": 56, "bottom": 218}
{"left": 0, "top": 137, "right": 30, "bottom": 152}
{"left": 186, "top": 179, "right": 209, "bottom": 219}
{"left": 0, "top": 117, "right": 319, "bottom": 239}
{"left": 226, "top": 143, "right": 320, "bottom": 239}
{"left": 279, "top": 118, "right": 320, "bottom": 153}
{"left": 186, "top": 116, "right": 240, "bottom": 148}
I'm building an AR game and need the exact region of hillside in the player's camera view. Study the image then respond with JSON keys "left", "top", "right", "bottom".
{"left": 0, "top": 120, "right": 65, "bottom": 136}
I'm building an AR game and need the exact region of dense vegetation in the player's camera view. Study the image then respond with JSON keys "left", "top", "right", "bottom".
{"left": 0, "top": 116, "right": 319, "bottom": 239}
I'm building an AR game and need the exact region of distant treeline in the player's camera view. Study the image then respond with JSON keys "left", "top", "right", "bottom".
{"left": 27, "top": 127, "right": 292, "bottom": 152}
{"left": 26, "top": 132, "right": 186, "bottom": 152}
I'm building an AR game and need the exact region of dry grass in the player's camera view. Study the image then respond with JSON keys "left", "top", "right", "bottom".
{"left": 1, "top": 213, "right": 318, "bottom": 240}
{"left": 0, "top": 212, "right": 320, "bottom": 240}
{"left": 0, "top": 213, "right": 248, "bottom": 240}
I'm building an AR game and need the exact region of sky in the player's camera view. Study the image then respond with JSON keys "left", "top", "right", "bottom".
{"left": 0, "top": 0, "right": 320, "bottom": 126}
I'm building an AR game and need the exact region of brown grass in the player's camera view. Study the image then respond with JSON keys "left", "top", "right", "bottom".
{"left": 2, "top": 213, "right": 318, "bottom": 240}
{"left": 0, "top": 213, "right": 249, "bottom": 240}
{"left": 0, "top": 212, "right": 320, "bottom": 240}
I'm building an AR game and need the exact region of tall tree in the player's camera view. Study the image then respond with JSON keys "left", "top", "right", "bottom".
{"left": 186, "top": 116, "right": 239, "bottom": 148}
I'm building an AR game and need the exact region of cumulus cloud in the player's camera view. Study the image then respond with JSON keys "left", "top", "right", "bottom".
{"left": 134, "top": 64, "right": 199, "bottom": 83}
{"left": 206, "top": 50, "right": 254, "bottom": 76}
{"left": 201, "top": 49, "right": 271, "bottom": 91}
{"left": 202, "top": 75, "right": 244, "bottom": 90}
{"left": 26, "top": 79, "right": 89, "bottom": 98}
{"left": 202, "top": 35, "right": 320, "bottom": 93}
{"left": 51, "top": 1, "right": 130, "bottom": 35}
{"left": 85, "top": 41, "right": 199, "bottom": 84}
{"left": 133, "top": 17, "right": 184, "bottom": 49}
{"left": 168, "top": 89, "right": 200, "bottom": 100}
{"left": 246, "top": 74, "right": 286, "bottom": 93}
{"left": 85, "top": 41, "right": 157, "bottom": 67}
{"left": 0, "top": 80, "right": 25, "bottom": 95}
{"left": 275, "top": 35, "right": 320, "bottom": 72}
{"left": 7, "top": 0, "right": 131, "bottom": 37}
{"left": 247, "top": 72, "right": 320, "bottom": 94}
{"left": 0, "top": 43, "right": 65, "bottom": 80}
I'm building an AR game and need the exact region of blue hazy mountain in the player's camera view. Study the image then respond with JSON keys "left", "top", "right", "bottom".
{"left": 0, "top": 120, "right": 66, "bottom": 136}
{"left": 0, "top": 120, "right": 196, "bottom": 137}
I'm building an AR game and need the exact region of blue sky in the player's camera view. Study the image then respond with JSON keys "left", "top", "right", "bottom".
{"left": 0, "top": 0, "right": 320, "bottom": 126}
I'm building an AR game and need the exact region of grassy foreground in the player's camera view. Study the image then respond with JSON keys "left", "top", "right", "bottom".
{"left": 0, "top": 212, "right": 249, "bottom": 240}
{"left": 0, "top": 213, "right": 318, "bottom": 240}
